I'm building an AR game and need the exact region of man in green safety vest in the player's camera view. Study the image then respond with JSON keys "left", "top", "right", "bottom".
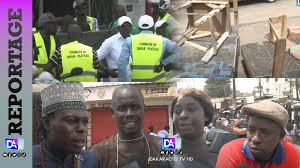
{"left": 33, "top": 12, "right": 61, "bottom": 74}
{"left": 118, "top": 15, "right": 179, "bottom": 82}
{"left": 45, "top": 24, "right": 98, "bottom": 82}
{"left": 73, "top": 0, "right": 99, "bottom": 32}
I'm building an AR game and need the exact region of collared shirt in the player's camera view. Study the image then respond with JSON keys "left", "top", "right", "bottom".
{"left": 118, "top": 30, "right": 179, "bottom": 82}
{"left": 96, "top": 32, "right": 131, "bottom": 79}
{"left": 216, "top": 138, "right": 300, "bottom": 168}
{"left": 242, "top": 140, "right": 285, "bottom": 166}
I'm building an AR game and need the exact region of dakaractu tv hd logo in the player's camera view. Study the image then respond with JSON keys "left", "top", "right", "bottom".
{"left": 297, "top": 0, "right": 300, "bottom": 6}
{"left": 3, "top": 138, "right": 26, "bottom": 158}
{"left": 5, "top": 138, "right": 24, "bottom": 150}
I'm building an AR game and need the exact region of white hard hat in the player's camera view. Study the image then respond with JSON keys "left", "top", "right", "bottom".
{"left": 118, "top": 16, "right": 132, "bottom": 26}
{"left": 138, "top": 15, "right": 154, "bottom": 29}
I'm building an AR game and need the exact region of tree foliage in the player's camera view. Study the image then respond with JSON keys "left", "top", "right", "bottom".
{"left": 204, "top": 78, "right": 232, "bottom": 98}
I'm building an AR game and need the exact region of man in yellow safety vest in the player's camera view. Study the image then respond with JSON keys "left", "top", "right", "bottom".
{"left": 118, "top": 15, "right": 179, "bottom": 82}
{"left": 45, "top": 24, "right": 98, "bottom": 82}
{"left": 33, "top": 12, "right": 61, "bottom": 74}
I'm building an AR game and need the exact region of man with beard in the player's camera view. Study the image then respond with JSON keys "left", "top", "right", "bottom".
{"left": 91, "top": 85, "right": 171, "bottom": 168}
{"left": 33, "top": 82, "right": 98, "bottom": 168}
{"left": 33, "top": 12, "right": 61, "bottom": 74}
{"left": 216, "top": 100, "right": 300, "bottom": 168}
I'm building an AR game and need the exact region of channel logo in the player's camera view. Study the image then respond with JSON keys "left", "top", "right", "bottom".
{"left": 297, "top": 0, "right": 300, "bottom": 6}
{"left": 162, "top": 138, "right": 175, "bottom": 150}
{"left": 5, "top": 138, "right": 24, "bottom": 150}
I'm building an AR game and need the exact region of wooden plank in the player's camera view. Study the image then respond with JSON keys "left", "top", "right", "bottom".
{"left": 269, "top": 21, "right": 279, "bottom": 40}
{"left": 188, "top": 31, "right": 221, "bottom": 40}
{"left": 233, "top": 0, "right": 238, "bottom": 26}
{"left": 269, "top": 15, "right": 283, "bottom": 24}
{"left": 281, "top": 15, "right": 287, "bottom": 37}
{"left": 202, "top": 31, "right": 229, "bottom": 63}
{"left": 177, "top": 28, "right": 200, "bottom": 45}
{"left": 194, "top": 5, "right": 226, "bottom": 26}
{"left": 205, "top": 3, "right": 221, "bottom": 9}
{"left": 184, "top": 41, "right": 208, "bottom": 52}
{"left": 209, "top": 17, "right": 217, "bottom": 54}
{"left": 173, "top": 2, "right": 192, "bottom": 10}
{"left": 188, "top": 31, "right": 212, "bottom": 39}
{"left": 272, "top": 38, "right": 287, "bottom": 78}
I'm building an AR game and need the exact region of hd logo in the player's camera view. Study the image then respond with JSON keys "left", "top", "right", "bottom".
{"left": 5, "top": 138, "right": 24, "bottom": 150}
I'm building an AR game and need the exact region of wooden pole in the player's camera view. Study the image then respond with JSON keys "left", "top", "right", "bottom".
{"left": 272, "top": 38, "right": 287, "bottom": 78}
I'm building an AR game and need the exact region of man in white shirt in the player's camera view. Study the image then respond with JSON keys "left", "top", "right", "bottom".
{"left": 96, "top": 16, "right": 132, "bottom": 81}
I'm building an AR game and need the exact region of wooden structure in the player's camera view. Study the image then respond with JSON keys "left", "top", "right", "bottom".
{"left": 265, "top": 15, "right": 288, "bottom": 78}
{"left": 173, "top": 0, "right": 232, "bottom": 63}
{"left": 242, "top": 15, "right": 300, "bottom": 78}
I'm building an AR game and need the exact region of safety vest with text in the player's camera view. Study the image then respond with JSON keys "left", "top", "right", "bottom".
{"left": 61, "top": 41, "right": 97, "bottom": 82}
{"left": 33, "top": 32, "right": 56, "bottom": 73}
{"left": 131, "top": 33, "right": 166, "bottom": 82}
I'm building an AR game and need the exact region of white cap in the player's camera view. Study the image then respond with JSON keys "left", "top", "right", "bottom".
{"left": 118, "top": 16, "right": 132, "bottom": 26}
{"left": 138, "top": 15, "right": 154, "bottom": 29}
{"left": 155, "top": 20, "right": 167, "bottom": 30}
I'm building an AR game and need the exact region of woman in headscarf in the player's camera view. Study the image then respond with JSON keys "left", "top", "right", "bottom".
{"left": 170, "top": 88, "right": 216, "bottom": 168}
